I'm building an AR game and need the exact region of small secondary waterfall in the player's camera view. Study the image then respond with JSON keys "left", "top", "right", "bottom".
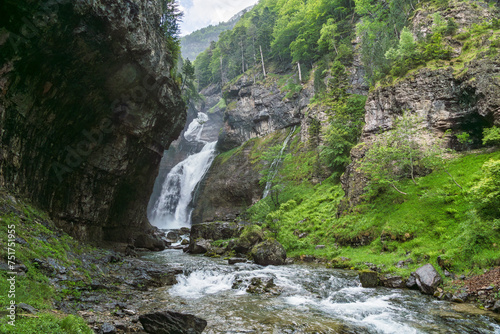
{"left": 149, "top": 112, "right": 217, "bottom": 229}
{"left": 263, "top": 126, "right": 296, "bottom": 198}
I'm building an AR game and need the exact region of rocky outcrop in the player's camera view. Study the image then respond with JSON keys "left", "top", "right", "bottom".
{"left": 139, "top": 311, "right": 207, "bottom": 334}
{"left": 0, "top": 0, "right": 185, "bottom": 243}
{"left": 217, "top": 74, "right": 305, "bottom": 151}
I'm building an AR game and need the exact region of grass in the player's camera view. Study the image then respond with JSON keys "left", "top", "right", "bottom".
{"left": 245, "top": 148, "right": 500, "bottom": 279}
{"left": 0, "top": 192, "right": 93, "bottom": 333}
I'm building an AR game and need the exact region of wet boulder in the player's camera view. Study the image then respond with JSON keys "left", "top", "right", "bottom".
{"left": 358, "top": 270, "right": 379, "bottom": 288}
{"left": 379, "top": 275, "right": 406, "bottom": 288}
{"left": 492, "top": 300, "right": 500, "bottom": 313}
{"left": 139, "top": 310, "right": 207, "bottom": 334}
{"left": 188, "top": 238, "right": 212, "bottom": 254}
{"left": 232, "top": 225, "right": 264, "bottom": 254}
{"left": 406, "top": 272, "right": 419, "bottom": 290}
{"left": 250, "top": 239, "right": 287, "bottom": 266}
{"left": 134, "top": 233, "right": 166, "bottom": 251}
{"left": 415, "top": 264, "right": 443, "bottom": 295}
{"left": 228, "top": 258, "right": 247, "bottom": 265}
{"left": 246, "top": 277, "right": 280, "bottom": 295}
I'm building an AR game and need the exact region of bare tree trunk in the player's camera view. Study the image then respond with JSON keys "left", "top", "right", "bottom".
{"left": 445, "top": 169, "right": 463, "bottom": 189}
{"left": 260, "top": 45, "right": 266, "bottom": 77}
{"left": 391, "top": 183, "right": 408, "bottom": 195}
{"left": 252, "top": 37, "right": 257, "bottom": 65}
{"left": 241, "top": 40, "right": 245, "bottom": 74}
{"left": 297, "top": 61, "right": 302, "bottom": 82}
{"left": 220, "top": 55, "right": 224, "bottom": 89}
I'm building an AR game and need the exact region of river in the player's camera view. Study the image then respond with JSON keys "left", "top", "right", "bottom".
{"left": 143, "top": 249, "right": 500, "bottom": 334}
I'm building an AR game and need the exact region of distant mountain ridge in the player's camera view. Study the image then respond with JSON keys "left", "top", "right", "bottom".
{"left": 180, "top": 5, "right": 254, "bottom": 61}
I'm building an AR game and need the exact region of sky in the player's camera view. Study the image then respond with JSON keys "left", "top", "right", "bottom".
{"left": 178, "top": 0, "right": 259, "bottom": 36}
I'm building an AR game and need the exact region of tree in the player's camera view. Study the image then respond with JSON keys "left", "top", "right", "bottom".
{"left": 181, "top": 59, "right": 195, "bottom": 90}
{"left": 359, "top": 111, "right": 436, "bottom": 195}
{"left": 471, "top": 159, "right": 500, "bottom": 218}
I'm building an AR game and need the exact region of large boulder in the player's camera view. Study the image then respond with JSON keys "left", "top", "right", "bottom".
{"left": 139, "top": 311, "right": 207, "bottom": 334}
{"left": 379, "top": 275, "right": 406, "bottom": 289}
{"left": 250, "top": 239, "right": 287, "bottom": 266}
{"left": 359, "top": 270, "right": 379, "bottom": 288}
{"left": 134, "top": 233, "right": 165, "bottom": 251}
{"left": 190, "top": 222, "right": 243, "bottom": 243}
{"left": 188, "top": 238, "right": 212, "bottom": 255}
{"left": 232, "top": 225, "right": 264, "bottom": 254}
{"left": 415, "top": 264, "right": 443, "bottom": 295}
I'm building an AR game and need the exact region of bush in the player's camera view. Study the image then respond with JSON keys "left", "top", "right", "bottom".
{"left": 471, "top": 159, "right": 500, "bottom": 218}
{"left": 483, "top": 126, "right": 500, "bottom": 146}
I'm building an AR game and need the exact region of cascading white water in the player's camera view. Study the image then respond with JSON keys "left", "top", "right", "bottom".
{"left": 149, "top": 112, "right": 217, "bottom": 229}
{"left": 263, "top": 126, "right": 296, "bottom": 198}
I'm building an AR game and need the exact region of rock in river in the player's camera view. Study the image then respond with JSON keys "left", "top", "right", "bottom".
{"left": 139, "top": 310, "right": 207, "bottom": 334}
{"left": 415, "top": 263, "right": 443, "bottom": 295}
{"left": 250, "top": 239, "right": 287, "bottom": 266}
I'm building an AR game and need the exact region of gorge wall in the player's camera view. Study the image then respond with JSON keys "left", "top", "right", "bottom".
{"left": 0, "top": 0, "right": 185, "bottom": 243}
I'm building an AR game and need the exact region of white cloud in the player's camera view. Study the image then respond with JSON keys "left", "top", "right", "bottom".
{"left": 178, "top": 0, "right": 259, "bottom": 36}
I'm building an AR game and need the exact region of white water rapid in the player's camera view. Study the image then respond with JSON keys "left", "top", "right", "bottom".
{"left": 144, "top": 250, "right": 500, "bottom": 333}
{"left": 263, "top": 126, "right": 296, "bottom": 198}
{"left": 149, "top": 113, "right": 217, "bottom": 229}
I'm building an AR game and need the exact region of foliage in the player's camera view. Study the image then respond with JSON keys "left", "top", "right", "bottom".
{"left": 159, "top": 0, "right": 183, "bottom": 63}
{"left": 359, "top": 110, "right": 451, "bottom": 195}
{"left": 0, "top": 195, "right": 93, "bottom": 333}
{"left": 470, "top": 159, "right": 500, "bottom": 218}
{"left": 192, "top": 0, "right": 356, "bottom": 91}
{"left": 321, "top": 94, "right": 367, "bottom": 172}
{"left": 245, "top": 147, "right": 500, "bottom": 276}
{"left": 181, "top": 17, "right": 241, "bottom": 61}
{"left": 483, "top": 126, "right": 500, "bottom": 146}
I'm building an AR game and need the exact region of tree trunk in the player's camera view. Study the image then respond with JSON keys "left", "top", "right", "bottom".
{"left": 260, "top": 45, "right": 266, "bottom": 77}
{"left": 391, "top": 183, "right": 408, "bottom": 195}
{"left": 297, "top": 62, "right": 302, "bottom": 82}
{"left": 241, "top": 40, "right": 245, "bottom": 74}
{"left": 220, "top": 55, "right": 224, "bottom": 89}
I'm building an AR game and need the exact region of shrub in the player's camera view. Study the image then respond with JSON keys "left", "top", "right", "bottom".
{"left": 470, "top": 159, "right": 500, "bottom": 218}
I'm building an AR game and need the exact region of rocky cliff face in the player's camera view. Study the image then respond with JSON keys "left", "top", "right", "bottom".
{"left": 0, "top": 0, "right": 185, "bottom": 243}
{"left": 341, "top": 2, "right": 500, "bottom": 212}
{"left": 217, "top": 74, "right": 306, "bottom": 151}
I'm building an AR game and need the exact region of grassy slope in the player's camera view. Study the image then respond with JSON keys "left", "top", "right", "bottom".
{"left": 246, "top": 136, "right": 500, "bottom": 279}
{"left": 0, "top": 191, "right": 93, "bottom": 333}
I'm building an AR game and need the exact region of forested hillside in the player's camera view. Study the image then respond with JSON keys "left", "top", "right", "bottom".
{"left": 191, "top": 0, "right": 500, "bottom": 308}
{"left": 180, "top": 6, "right": 254, "bottom": 61}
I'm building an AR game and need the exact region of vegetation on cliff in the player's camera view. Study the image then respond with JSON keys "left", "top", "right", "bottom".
{"left": 190, "top": 0, "right": 500, "bottom": 295}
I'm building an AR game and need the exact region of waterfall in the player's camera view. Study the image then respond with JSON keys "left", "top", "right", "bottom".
{"left": 263, "top": 126, "right": 296, "bottom": 199}
{"left": 149, "top": 112, "right": 217, "bottom": 229}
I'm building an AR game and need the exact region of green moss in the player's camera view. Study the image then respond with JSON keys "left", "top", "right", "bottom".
{"left": 0, "top": 192, "right": 94, "bottom": 332}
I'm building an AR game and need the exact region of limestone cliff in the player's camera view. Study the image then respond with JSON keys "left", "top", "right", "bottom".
{"left": 341, "top": 2, "right": 500, "bottom": 212}
{"left": 217, "top": 74, "right": 306, "bottom": 151}
{"left": 0, "top": 0, "right": 185, "bottom": 243}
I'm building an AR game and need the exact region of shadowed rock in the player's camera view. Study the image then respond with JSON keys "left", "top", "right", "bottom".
{"left": 139, "top": 311, "right": 207, "bottom": 334}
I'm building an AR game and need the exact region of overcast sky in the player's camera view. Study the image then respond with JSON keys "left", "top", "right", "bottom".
{"left": 178, "top": 0, "right": 259, "bottom": 36}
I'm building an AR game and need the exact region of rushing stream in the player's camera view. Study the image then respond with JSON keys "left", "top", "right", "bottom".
{"left": 144, "top": 249, "right": 500, "bottom": 334}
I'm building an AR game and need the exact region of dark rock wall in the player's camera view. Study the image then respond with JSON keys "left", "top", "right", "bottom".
{"left": 0, "top": 0, "right": 185, "bottom": 242}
